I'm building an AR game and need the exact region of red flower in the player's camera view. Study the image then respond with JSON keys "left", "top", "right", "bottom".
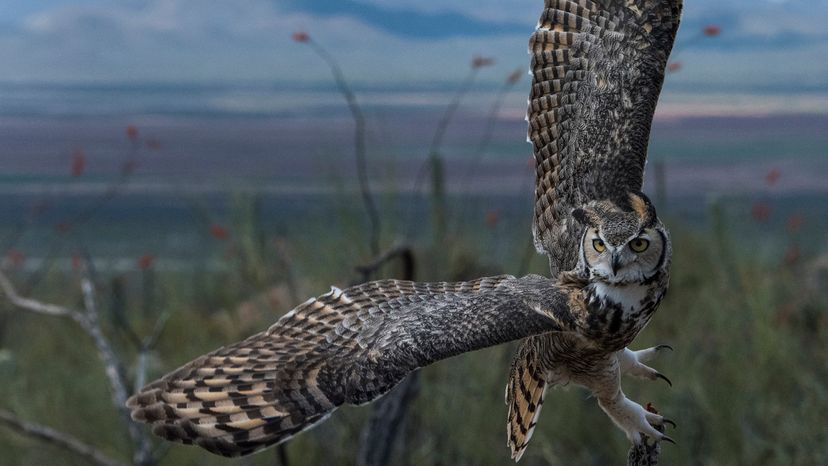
{"left": 126, "top": 125, "right": 139, "bottom": 141}
{"left": 751, "top": 202, "right": 771, "bottom": 222}
{"left": 210, "top": 224, "right": 230, "bottom": 240}
{"left": 292, "top": 31, "right": 310, "bottom": 43}
{"left": 137, "top": 254, "right": 155, "bottom": 270}
{"left": 765, "top": 168, "right": 781, "bottom": 186}
{"left": 703, "top": 25, "right": 722, "bottom": 37}
{"left": 55, "top": 222, "right": 73, "bottom": 234}
{"left": 506, "top": 68, "right": 523, "bottom": 85}
{"left": 485, "top": 210, "right": 499, "bottom": 228}
{"left": 667, "top": 61, "right": 682, "bottom": 73}
{"left": 472, "top": 56, "right": 495, "bottom": 69}
{"left": 786, "top": 214, "right": 805, "bottom": 234}
{"left": 645, "top": 402, "right": 659, "bottom": 414}
{"left": 71, "top": 254, "right": 82, "bottom": 272}
{"left": 71, "top": 149, "right": 86, "bottom": 177}
{"left": 5, "top": 249, "right": 25, "bottom": 268}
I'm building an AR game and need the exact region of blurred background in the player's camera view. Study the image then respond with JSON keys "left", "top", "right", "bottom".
{"left": 0, "top": 0, "right": 826, "bottom": 465}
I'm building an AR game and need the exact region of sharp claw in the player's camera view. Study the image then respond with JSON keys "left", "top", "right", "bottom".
{"left": 662, "top": 418, "right": 677, "bottom": 429}
{"left": 660, "top": 435, "right": 676, "bottom": 445}
{"left": 655, "top": 372, "right": 673, "bottom": 387}
{"left": 655, "top": 344, "right": 673, "bottom": 352}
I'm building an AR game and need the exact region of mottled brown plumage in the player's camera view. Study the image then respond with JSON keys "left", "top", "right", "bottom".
{"left": 529, "top": 0, "right": 682, "bottom": 272}
{"left": 508, "top": 0, "right": 682, "bottom": 459}
{"left": 127, "top": 0, "right": 682, "bottom": 461}
{"left": 128, "top": 276, "right": 583, "bottom": 456}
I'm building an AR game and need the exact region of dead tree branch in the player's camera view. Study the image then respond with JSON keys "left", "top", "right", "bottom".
{"left": 0, "top": 267, "right": 156, "bottom": 466}
{"left": 356, "top": 374, "right": 421, "bottom": 466}
{"left": 354, "top": 244, "right": 415, "bottom": 284}
{"left": 0, "top": 409, "right": 127, "bottom": 466}
{"left": 355, "top": 245, "right": 418, "bottom": 466}
{"left": 628, "top": 439, "right": 661, "bottom": 466}
{"left": 627, "top": 405, "right": 665, "bottom": 466}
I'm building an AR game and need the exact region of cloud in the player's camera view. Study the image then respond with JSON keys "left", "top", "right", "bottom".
{"left": 678, "top": 0, "right": 828, "bottom": 48}
{"left": 0, "top": 0, "right": 825, "bottom": 105}
{"left": 0, "top": 0, "right": 528, "bottom": 85}
{"left": 281, "top": 0, "right": 527, "bottom": 39}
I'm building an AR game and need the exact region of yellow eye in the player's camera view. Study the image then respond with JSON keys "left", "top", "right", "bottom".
{"left": 630, "top": 237, "right": 650, "bottom": 253}
{"left": 592, "top": 238, "right": 606, "bottom": 253}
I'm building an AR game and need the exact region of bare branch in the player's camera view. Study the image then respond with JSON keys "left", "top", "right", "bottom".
{"left": 77, "top": 278, "right": 155, "bottom": 466}
{"left": 627, "top": 407, "right": 664, "bottom": 466}
{"left": 627, "top": 437, "right": 662, "bottom": 466}
{"left": 0, "top": 268, "right": 155, "bottom": 466}
{"left": 356, "top": 373, "right": 421, "bottom": 466}
{"left": 0, "top": 409, "right": 127, "bottom": 466}
{"left": 305, "top": 38, "right": 381, "bottom": 256}
{"left": 0, "top": 268, "right": 82, "bottom": 320}
{"left": 354, "top": 244, "right": 414, "bottom": 283}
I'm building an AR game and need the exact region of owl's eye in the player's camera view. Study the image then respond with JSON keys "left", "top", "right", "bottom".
{"left": 592, "top": 238, "right": 606, "bottom": 253}
{"left": 630, "top": 237, "right": 650, "bottom": 253}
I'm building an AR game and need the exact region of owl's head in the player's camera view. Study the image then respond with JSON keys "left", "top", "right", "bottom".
{"left": 573, "top": 192, "right": 671, "bottom": 285}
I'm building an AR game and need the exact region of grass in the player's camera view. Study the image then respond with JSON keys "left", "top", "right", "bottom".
{"left": 0, "top": 194, "right": 826, "bottom": 466}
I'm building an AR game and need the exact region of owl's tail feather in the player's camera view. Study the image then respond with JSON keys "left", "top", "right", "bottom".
{"left": 127, "top": 333, "right": 340, "bottom": 457}
{"left": 506, "top": 339, "right": 547, "bottom": 462}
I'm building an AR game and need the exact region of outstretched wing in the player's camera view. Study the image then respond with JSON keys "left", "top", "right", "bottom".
{"left": 528, "top": 0, "right": 682, "bottom": 272}
{"left": 127, "top": 275, "right": 577, "bottom": 457}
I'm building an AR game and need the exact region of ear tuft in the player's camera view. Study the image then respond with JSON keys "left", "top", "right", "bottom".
{"left": 628, "top": 192, "right": 657, "bottom": 227}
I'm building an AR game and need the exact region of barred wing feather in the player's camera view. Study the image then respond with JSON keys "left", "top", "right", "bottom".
{"left": 127, "top": 275, "right": 574, "bottom": 457}
{"left": 529, "top": 0, "right": 682, "bottom": 272}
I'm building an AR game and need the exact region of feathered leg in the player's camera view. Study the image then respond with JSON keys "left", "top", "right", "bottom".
{"left": 577, "top": 352, "right": 673, "bottom": 446}
{"left": 505, "top": 338, "right": 547, "bottom": 462}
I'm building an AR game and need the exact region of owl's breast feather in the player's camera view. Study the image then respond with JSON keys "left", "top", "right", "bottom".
{"left": 579, "top": 281, "right": 664, "bottom": 351}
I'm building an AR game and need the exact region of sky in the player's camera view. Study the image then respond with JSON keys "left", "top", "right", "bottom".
{"left": 0, "top": 0, "right": 827, "bottom": 116}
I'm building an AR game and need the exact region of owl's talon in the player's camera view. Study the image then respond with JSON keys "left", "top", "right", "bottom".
{"left": 620, "top": 347, "right": 672, "bottom": 386}
{"left": 661, "top": 434, "right": 676, "bottom": 445}
{"left": 662, "top": 417, "right": 677, "bottom": 429}
{"left": 655, "top": 372, "right": 672, "bottom": 387}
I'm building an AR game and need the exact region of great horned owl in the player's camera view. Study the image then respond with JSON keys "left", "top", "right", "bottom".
{"left": 127, "top": 0, "right": 682, "bottom": 461}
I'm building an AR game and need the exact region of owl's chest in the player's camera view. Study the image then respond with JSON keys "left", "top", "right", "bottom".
{"left": 581, "top": 281, "right": 665, "bottom": 350}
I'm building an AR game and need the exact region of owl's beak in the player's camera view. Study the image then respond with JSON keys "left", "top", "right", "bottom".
{"left": 611, "top": 253, "right": 621, "bottom": 275}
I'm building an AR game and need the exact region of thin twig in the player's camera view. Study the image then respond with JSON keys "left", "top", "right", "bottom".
{"left": 19, "top": 137, "right": 143, "bottom": 293}
{"left": 354, "top": 244, "right": 414, "bottom": 284}
{"left": 0, "top": 268, "right": 80, "bottom": 319}
{"left": 406, "top": 59, "right": 490, "bottom": 240}
{"left": 457, "top": 68, "right": 523, "bottom": 200}
{"left": 273, "top": 239, "right": 301, "bottom": 305}
{"left": 134, "top": 310, "right": 170, "bottom": 393}
{"left": 427, "top": 66, "right": 480, "bottom": 159}
{"left": 0, "top": 409, "right": 128, "bottom": 466}
{"left": 306, "top": 38, "right": 381, "bottom": 256}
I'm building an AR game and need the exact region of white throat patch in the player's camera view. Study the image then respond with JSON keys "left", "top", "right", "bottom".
{"left": 591, "top": 282, "right": 648, "bottom": 312}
